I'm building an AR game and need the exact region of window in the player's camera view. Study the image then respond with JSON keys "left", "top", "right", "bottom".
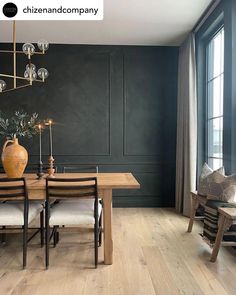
{"left": 206, "top": 27, "right": 224, "bottom": 169}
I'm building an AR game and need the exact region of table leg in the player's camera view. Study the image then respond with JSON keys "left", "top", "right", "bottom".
{"left": 210, "top": 215, "right": 232, "bottom": 262}
{"left": 102, "top": 189, "right": 113, "bottom": 265}
{"left": 187, "top": 196, "right": 199, "bottom": 232}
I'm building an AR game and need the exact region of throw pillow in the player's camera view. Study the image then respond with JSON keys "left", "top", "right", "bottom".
{"left": 206, "top": 172, "right": 236, "bottom": 203}
{"left": 198, "top": 163, "right": 225, "bottom": 196}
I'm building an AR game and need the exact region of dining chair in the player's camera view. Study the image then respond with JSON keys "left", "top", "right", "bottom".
{"left": 0, "top": 167, "right": 44, "bottom": 246}
{"left": 45, "top": 177, "right": 102, "bottom": 268}
{"left": 60, "top": 165, "right": 102, "bottom": 247}
{"left": 0, "top": 178, "right": 44, "bottom": 268}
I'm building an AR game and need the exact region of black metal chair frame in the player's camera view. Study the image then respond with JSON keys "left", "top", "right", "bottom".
{"left": 0, "top": 178, "right": 44, "bottom": 269}
{"left": 45, "top": 177, "right": 101, "bottom": 269}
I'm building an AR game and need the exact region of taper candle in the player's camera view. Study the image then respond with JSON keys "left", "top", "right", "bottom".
{"left": 38, "top": 124, "right": 42, "bottom": 162}
{"left": 49, "top": 120, "right": 53, "bottom": 156}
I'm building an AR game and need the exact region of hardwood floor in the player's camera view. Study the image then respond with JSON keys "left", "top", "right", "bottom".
{"left": 0, "top": 208, "right": 236, "bottom": 295}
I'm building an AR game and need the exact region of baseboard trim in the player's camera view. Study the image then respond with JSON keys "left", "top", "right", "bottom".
{"left": 113, "top": 196, "right": 174, "bottom": 208}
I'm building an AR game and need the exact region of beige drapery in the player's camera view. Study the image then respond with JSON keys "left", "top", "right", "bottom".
{"left": 175, "top": 33, "right": 197, "bottom": 216}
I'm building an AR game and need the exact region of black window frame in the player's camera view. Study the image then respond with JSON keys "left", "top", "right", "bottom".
{"left": 205, "top": 25, "right": 224, "bottom": 170}
{"left": 196, "top": 12, "right": 224, "bottom": 177}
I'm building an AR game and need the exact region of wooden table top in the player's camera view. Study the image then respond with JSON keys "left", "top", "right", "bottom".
{"left": 218, "top": 207, "right": 236, "bottom": 219}
{"left": 3, "top": 173, "right": 140, "bottom": 190}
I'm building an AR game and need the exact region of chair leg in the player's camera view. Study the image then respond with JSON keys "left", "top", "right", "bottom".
{"left": 187, "top": 196, "right": 199, "bottom": 232}
{"left": 53, "top": 226, "right": 59, "bottom": 247}
{"left": 40, "top": 211, "right": 44, "bottom": 247}
{"left": 45, "top": 202, "right": 50, "bottom": 269}
{"left": 56, "top": 231, "right": 59, "bottom": 245}
{"left": 99, "top": 213, "right": 102, "bottom": 247}
{"left": 23, "top": 199, "right": 29, "bottom": 270}
{"left": 94, "top": 225, "right": 98, "bottom": 268}
{"left": 1, "top": 226, "right": 6, "bottom": 245}
{"left": 23, "top": 224, "right": 28, "bottom": 269}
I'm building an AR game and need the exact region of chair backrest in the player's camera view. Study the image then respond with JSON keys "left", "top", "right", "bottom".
{"left": 0, "top": 178, "right": 28, "bottom": 200}
{"left": 46, "top": 177, "right": 98, "bottom": 201}
{"left": 63, "top": 165, "right": 98, "bottom": 174}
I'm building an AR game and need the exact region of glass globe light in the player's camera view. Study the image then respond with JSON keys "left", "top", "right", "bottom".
{"left": 37, "top": 40, "right": 49, "bottom": 52}
{"left": 22, "top": 43, "right": 35, "bottom": 57}
{"left": 0, "top": 80, "right": 6, "bottom": 92}
{"left": 26, "top": 63, "right": 36, "bottom": 72}
{"left": 37, "top": 68, "right": 49, "bottom": 81}
{"left": 24, "top": 70, "right": 37, "bottom": 81}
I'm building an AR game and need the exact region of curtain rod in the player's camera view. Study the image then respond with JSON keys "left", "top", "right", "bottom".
{"left": 193, "top": 0, "right": 221, "bottom": 33}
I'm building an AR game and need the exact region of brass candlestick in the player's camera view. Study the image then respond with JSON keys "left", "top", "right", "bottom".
{"left": 47, "top": 155, "right": 55, "bottom": 177}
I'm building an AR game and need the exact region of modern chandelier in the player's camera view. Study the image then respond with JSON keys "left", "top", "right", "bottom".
{"left": 0, "top": 21, "right": 49, "bottom": 93}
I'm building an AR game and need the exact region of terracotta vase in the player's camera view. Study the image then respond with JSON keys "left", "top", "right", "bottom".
{"left": 1, "top": 137, "right": 28, "bottom": 178}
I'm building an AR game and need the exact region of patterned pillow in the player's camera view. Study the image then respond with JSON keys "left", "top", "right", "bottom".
{"left": 206, "top": 172, "right": 236, "bottom": 203}
{"left": 198, "top": 163, "right": 225, "bottom": 196}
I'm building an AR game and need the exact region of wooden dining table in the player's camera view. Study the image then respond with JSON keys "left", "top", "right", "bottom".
{"left": 22, "top": 172, "right": 140, "bottom": 265}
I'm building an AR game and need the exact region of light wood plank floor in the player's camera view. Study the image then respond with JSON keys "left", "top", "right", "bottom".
{"left": 0, "top": 208, "right": 236, "bottom": 295}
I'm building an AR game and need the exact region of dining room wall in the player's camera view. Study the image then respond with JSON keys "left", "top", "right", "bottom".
{"left": 0, "top": 44, "right": 178, "bottom": 207}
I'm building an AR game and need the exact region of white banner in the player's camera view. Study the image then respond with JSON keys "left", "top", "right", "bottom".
{"left": 0, "top": 0, "right": 103, "bottom": 20}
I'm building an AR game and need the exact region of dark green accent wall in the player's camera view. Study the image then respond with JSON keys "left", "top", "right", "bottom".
{"left": 196, "top": 0, "right": 236, "bottom": 175}
{"left": 0, "top": 44, "right": 178, "bottom": 207}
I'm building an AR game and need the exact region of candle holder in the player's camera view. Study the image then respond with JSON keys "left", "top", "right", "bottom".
{"left": 47, "top": 155, "right": 55, "bottom": 177}
{"left": 37, "top": 160, "right": 44, "bottom": 179}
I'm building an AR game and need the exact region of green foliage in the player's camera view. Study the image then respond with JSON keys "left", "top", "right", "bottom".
{"left": 0, "top": 110, "right": 40, "bottom": 139}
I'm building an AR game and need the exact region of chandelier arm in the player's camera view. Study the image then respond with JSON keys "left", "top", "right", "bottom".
{"left": 1, "top": 83, "right": 32, "bottom": 93}
{"left": 0, "top": 74, "right": 44, "bottom": 83}
{"left": 0, "top": 50, "right": 45, "bottom": 55}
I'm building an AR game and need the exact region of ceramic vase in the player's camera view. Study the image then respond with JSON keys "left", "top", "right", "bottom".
{"left": 1, "top": 137, "right": 28, "bottom": 178}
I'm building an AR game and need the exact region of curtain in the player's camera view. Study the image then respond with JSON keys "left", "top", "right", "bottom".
{"left": 175, "top": 33, "right": 197, "bottom": 216}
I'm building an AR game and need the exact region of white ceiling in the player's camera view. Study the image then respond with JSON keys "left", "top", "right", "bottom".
{"left": 0, "top": 0, "right": 212, "bottom": 46}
